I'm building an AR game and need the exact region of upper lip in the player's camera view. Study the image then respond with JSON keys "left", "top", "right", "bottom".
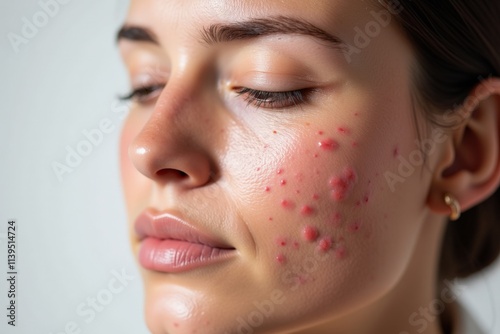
{"left": 134, "top": 209, "right": 234, "bottom": 249}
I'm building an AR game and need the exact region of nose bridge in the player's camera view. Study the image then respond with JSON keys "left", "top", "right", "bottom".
{"left": 129, "top": 68, "right": 216, "bottom": 187}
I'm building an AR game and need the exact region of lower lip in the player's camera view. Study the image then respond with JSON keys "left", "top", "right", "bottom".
{"left": 138, "top": 237, "right": 235, "bottom": 273}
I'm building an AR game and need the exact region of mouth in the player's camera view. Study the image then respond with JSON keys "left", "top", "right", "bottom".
{"left": 134, "top": 209, "right": 236, "bottom": 273}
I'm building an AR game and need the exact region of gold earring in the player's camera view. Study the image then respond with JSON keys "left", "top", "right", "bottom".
{"left": 444, "top": 193, "right": 461, "bottom": 221}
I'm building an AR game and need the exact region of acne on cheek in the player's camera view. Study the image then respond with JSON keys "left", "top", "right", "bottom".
{"left": 267, "top": 126, "right": 373, "bottom": 267}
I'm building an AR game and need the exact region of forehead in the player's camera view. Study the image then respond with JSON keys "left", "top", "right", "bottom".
{"left": 124, "top": 0, "right": 379, "bottom": 37}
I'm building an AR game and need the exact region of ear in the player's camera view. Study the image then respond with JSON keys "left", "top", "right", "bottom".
{"left": 427, "top": 78, "right": 500, "bottom": 218}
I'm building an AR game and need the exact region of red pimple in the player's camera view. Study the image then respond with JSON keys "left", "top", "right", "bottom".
{"left": 312, "top": 193, "right": 320, "bottom": 200}
{"left": 363, "top": 194, "right": 370, "bottom": 204}
{"left": 269, "top": 217, "right": 273, "bottom": 221}
{"left": 280, "top": 179, "right": 287, "bottom": 186}
{"left": 276, "top": 253, "right": 286, "bottom": 264}
{"left": 344, "top": 168, "right": 357, "bottom": 182}
{"left": 318, "top": 138, "right": 339, "bottom": 151}
{"left": 292, "top": 241, "right": 300, "bottom": 249}
{"left": 347, "top": 221, "right": 361, "bottom": 233}
{"left": 314, "top": 153, "right": 319, "bottom": 158}
{"left": 352, "top": 141, "right": 359, "bottom": 148}
{"left": 302, "top": 225, "right": 319, "bottom": 242}
{"left": 300, "top": 205, "right": 315, "bottom": 216}
{"left": 317, "top": 130, "right": 324, "bottom": 135}
{"left": 329, "top": 176, "right": 348, "bottom": 189}
{"left": 393, "top": 145, "right": 400, "bottom": 158}
{"left": 318, "top": 237, "right": 333, "bottom": 252}
{"left": 264, "top": 186, "right": 271, "bottom": 192}
{"left": 273, "top": 130, "right": 278, "bottom": 134}
{"left": 276, "top": 237, "right": 287, "bottom": 247}
{"left": 277, "top": 169, "right": 284, "bottom": 175}
{"left": 281, "top": 199, "right": 294, "bottom": 209}
{"left": 354, "top": 112, "right": 359, "bottom": 117}
{"left": 256, "top": 167, "right": 261, "bottom": 171}
{"left": 335, "top": 245, "right": 347, "bottom": 259}
{"left": 337, "top": 127, "right": 350, "bottom": 135}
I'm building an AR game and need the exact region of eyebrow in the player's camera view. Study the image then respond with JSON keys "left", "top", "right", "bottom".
{"left": 116, "top": 16, "right": 345, "bottom": 51}
{"left": 201, "top": 16, "right": 345, "bottom": 49}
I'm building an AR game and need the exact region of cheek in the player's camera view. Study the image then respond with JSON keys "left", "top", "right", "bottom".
{"left": 240, "top": 118, "right": 417, "bottom": 299}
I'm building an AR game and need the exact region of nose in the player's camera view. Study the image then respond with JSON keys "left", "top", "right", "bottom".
{"left": 129, "top": 84, "right": 215, "bottom": 189}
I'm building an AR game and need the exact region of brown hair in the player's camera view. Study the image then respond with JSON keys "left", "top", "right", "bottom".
{"left": 384, "top": 0, "right": 500, "bottom": 279}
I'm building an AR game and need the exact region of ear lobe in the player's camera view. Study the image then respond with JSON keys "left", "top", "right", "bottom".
{"left": 427, "top": 78, "right": 500, "bottom": 218}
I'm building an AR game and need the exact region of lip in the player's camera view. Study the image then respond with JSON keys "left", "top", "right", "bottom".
{"left": 134, "top": 209, "right": 236, "bottom": 273}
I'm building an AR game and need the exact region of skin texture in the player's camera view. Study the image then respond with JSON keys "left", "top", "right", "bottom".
{"left": 118, "top": 1, "right": 500, "bottom": 333}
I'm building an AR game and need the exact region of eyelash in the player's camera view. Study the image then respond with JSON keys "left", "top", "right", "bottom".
{"left": 119, "top": 84, "right": 165, "bottom": 104}
{"left": 235, "top": 87, "right": 307, "bottom": 109}
{"left": 120, "top": 84, "right": 309, "bottom": 109}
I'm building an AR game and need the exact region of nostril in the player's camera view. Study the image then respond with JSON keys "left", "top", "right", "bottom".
{"left": 156, "top": 169, "right": 188, "bottom": 179}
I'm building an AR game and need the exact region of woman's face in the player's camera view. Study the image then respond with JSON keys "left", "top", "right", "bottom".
{"left": 119, "top": 0, "right": 433, "bottom": 333}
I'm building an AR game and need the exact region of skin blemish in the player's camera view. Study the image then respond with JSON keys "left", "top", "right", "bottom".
{"left": 318, "top": 237, "right": 333, "bottom": 252}
{"left": 337, "top": 127, "right": 350, "bottom": 135}
{"left": 292, "top": 241, "right": 300, "bottom": 249}
{"left": 335, "top": 245, "right": 347, "bottom": 259}
{"left": 363, "top": 194, "right": 370, "bottom": 204}
{"left": 330, "top": 212, "right": 343, "bottom": 228}
{"left": 352, "top": 141, "right": 359, "bottom": 148}
{"left": 281, "top": 199, "right": 295, "bottom": 209}
{"left": 347, "top": 221, "right": 361, "bottom": 233}
{"left": 312, "top": 194, "right": 320, "bottom": 200}
{"left": 276, "top": 253, "right": 286, "bottom": 265}
{"left": 273, "top": 130, "right": 278, "bottom": 134}
{"left": 393, "top": 145, "right": 400, "bottom": 158}
{"left": 269, "top": 217, "right": 273, "bottom": 221}
{"left": 280, "top": 179, "right": 287, "bottom": 186}
{"left": 264, "top": 186, "right": 271, "bottom": 193}
{"left": 314, "top": 153, "right": 319, "bottom": 158}
{"left": 302, "top": 225, "right": 319, "bottom": 242}
{"left": 317, "top": 130, "right": 324, "bottom": 136}
{"left": 318, "top": 138, "right": 339, "bottom": 151}
{"left": 300, "top": 205, "right": 315, "bottom": 216}
{"left": 276, "top": 237, "right": 287, "bottom": 247}
{"left": 295, "top": 189, "right": 301, "bottom": 194}
{"left": 277, "top": 169, "right": 284, "bottom": 175}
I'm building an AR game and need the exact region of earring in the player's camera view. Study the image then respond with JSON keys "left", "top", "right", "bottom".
{"left": 444, "top": 193, "right": 461, "bottom": 221}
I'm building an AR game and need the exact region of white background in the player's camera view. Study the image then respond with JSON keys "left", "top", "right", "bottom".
{"left": 0, "top": 1, "right": 499, "bottom": 333}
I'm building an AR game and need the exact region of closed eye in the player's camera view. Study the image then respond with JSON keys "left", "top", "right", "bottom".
{"left": 235, "top": 87, "right": 309, "bottom": 109}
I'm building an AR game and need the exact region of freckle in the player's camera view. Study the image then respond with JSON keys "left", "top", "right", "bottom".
{"left": 347, "top": 221, "right": 361, "bottom": 233}
{"left": 276, "top": 237, "right": 287, "bottom": 247}
{"left": 354, "top": 112, "right": 359, "bottom": 117}
{"left": 317, "top": 130, "right": 324, "bottom": 135}
{"left": 281, "top": 199, "right": 294, "bottom": 209}
{"left": 280, "top": 179, "right": 287, "bottom": 186}
{"left": 276, "top": 253, "right": 286, "bottom": 264}
{"left": 302, "top": 225, "right": 319, "bottom": 242}
{"left": 300, "top": 205, "right": 315, "bottom": 216}
{"left": 318, "top": 237, "right": 333, "bottom": 252}
{"left": 312, "top": 194, "right": 320, "bottom": 200}
{"left": 305, "top": 122, "right": 311, "bottom": 126}
{"left": 318, "top": 138, "right": 339, "bottom": 151}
